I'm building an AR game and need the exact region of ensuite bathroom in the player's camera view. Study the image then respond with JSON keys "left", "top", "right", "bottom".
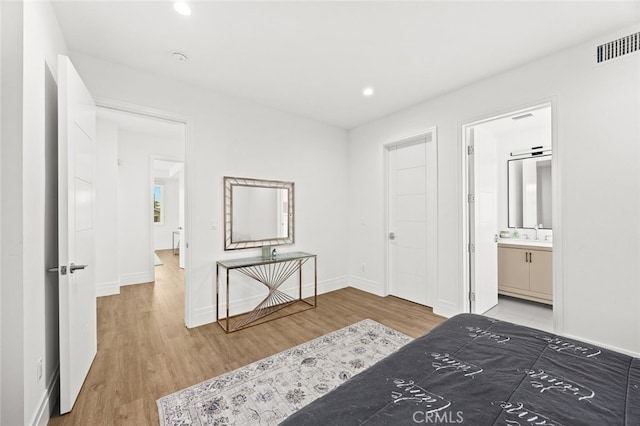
{"left": 470, "top": 104, "right": 553, "bottom": 331}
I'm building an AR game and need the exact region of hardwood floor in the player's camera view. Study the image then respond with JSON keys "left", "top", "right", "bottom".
{"left": 49, "top": 249, "right": 445, "bottom": 425}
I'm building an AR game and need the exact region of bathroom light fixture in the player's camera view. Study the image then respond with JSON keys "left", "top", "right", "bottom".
{"left": 173, "top": 2, "right": 191, "bottom": 16}
{"left": 362, "top": 86, "right": 375, "bottom": 97}
{"left": 510, "top": 146, "right": 551, "bottom": 157}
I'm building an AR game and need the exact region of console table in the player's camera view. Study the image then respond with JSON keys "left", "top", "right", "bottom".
{"left": 216, "top": 251, "right": 317, "bottom": 333}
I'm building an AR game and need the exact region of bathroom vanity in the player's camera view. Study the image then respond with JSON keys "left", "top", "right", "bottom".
{"left": 498, "top": 240, "right": 552, "bottom": 305}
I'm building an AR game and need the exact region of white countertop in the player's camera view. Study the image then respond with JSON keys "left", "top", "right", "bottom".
{"left": 498, "top": 238, "right": 552, "bottom": 248}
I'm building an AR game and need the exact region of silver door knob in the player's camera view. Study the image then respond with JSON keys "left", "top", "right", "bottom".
{"left": 389, "top": 232, "right": 396, "bottom": 241}
{"left": 70, "top": 263, "right": 88, "bottom": 273}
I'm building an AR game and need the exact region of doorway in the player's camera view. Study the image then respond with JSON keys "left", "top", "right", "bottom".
{"left": 463, "top": 103, "right": 555, "bottom": 330}
{"left": 384, "top": 129, "right": 438, "bottom": 307}
{"left": 152, "top": 159, "right": 185, "bottom": 272}
{"left": 95, "top": 103, "right": 190, "bottom": 322}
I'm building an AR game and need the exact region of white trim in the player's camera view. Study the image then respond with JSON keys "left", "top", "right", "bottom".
{"left": 191, "top": 305, "right": 216, "bottom": 328}
{"left": 460, "top": 99, "right": 560, "bottom": 327}
{"left": 29, "top": 366, "right": 59, "bottom": 426}
{"left": 318, "top": 275, "right": 349, "bottom": 294}
{"left": 120, "top": 272, "right": 154, "bottom": 286}
{"left": 562, "top": 333, "right": 640, "bottom": 358}
{"left": 215, "top": 276, "right": 350, "bottom": 323}
{"left": 94, "top": 97, "right": 195, "bottom": 329}
{"left": 96, "top": 280, "right": 120, "bottom": 297}
{"left": 348, "top": 276, "right": 385, "bottom": 297}
{"left": 382, "top": 127, "right": 437, "bottom": 304}
{"left": 433, "top": 301, "right": 458, "bottom": 319}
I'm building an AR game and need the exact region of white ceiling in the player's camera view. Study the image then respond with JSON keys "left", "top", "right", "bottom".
{"left": 52, "top": 1, "right": 640, "bottom": 129}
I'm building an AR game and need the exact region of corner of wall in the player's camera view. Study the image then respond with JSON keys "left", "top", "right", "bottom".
{"left": 1, "top": 1, "right": 25, "bottom": 424}
{"left": 96, "top": 280, "right": 121, "bottom": 297}
{"left": 348, "top": 275, "right": 385, "bottom": 297}
{"left": 29, "top": 366, "right": 59, "bottom": 426}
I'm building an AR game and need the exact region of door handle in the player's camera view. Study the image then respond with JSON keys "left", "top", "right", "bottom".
{"left": 47, "top": 265, "right": 68, "bottom": 275}
{"left": 389, "top": 232, "right": 396, "bottom": 241}
{"left": 70, "top": 263, "right": 88, "bottom": 273}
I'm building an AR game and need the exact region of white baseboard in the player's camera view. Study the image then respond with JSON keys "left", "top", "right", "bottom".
{"left": 188, "top": 305, "right": 216, "bottom": 328}
{"left": 96, "top": 280, "right": 120, "bottom": 297}
{"left": 212, "top": 276, "right": 351, "bottom": 322}
{"left": 120, "top": 271, "right": 154, "bottom": 286}
{"left": 433, "top": 301, "right": 460, "bottom": 319}
{"left": 348, "top": 276, "right": 385, "bottom": 297}
{"left": 30, "top": 366, "right": 59, "bottom": 426}
{"left": 562, "top": 332, "right": 640, "bottom": 358}
{"left": 318, "top": 275, "right": 349, "bottom": 294}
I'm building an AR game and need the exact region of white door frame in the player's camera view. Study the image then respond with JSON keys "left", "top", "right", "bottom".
{"left": 383, "top": 127, "right": 438, "bottom": 305}
{"left": 95, "top": 97, "right": 197, "bottom": 328}
{"left": 149, "top": 156, "right": 185, "bottom": 279}
{"left": 460, "top": 98, "right": 563, "bottom": 333}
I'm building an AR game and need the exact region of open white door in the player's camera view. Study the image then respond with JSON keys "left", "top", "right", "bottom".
{"left": 469, "top": 127, "right": 499, "bottom": 314}
{"left": 58, "top": 54, "right": 97, "bottom": 414}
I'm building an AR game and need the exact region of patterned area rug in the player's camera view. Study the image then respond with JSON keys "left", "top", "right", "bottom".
{"left": 157, "top": 319, "right": 412, "bottom": 425}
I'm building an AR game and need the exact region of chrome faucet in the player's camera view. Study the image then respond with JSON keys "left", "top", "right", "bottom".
{"left": 534, "top": 224, "right": 540, "bottom": 240}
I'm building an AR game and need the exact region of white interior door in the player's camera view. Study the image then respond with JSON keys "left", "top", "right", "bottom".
{"left": 58, "top": 54, "right": 97, "bottom": 414}
{"left": 387, "top": 134, "right": 437, "bottom": 306}
{"left": 469, "top": 128, "right": 499, "bottom": 314}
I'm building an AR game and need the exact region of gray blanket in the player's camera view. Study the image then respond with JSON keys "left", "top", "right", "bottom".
{"left": 281, "top": 313, "right": 640, "bottom": 425}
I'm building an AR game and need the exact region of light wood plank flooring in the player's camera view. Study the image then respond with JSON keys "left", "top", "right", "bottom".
{"left": 49, "top": 249, "right": 445, "bottom": 425}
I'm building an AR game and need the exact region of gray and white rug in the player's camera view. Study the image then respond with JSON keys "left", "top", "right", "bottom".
{"left": 157, "top": 319, "right": 412, "bottom": 426}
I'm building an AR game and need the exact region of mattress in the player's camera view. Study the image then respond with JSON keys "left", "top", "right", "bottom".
{"left": 281, "top": 313, "right": 640, "bottom": 425}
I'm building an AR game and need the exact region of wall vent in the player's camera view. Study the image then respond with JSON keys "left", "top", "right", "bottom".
{"left": 597, "top": 32, "right": 640, "bottom": 64}
{"left": 511, "top": 113, "right": 533, "bottom": 121}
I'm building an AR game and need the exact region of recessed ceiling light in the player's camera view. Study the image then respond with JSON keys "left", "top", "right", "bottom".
{"left": 362, "top": 86, "right": 375, "bottom": 97}
{"left": 173, "top": 2, "right": 191, "bottom": 16}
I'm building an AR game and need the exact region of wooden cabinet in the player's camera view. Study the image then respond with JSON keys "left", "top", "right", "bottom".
{"left": 498, "top": 244, "right": 552, "bottom": 305}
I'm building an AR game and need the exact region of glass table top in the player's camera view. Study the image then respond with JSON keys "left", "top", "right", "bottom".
{"left": 217, "top": 251, "right": 315, "bottom": 269}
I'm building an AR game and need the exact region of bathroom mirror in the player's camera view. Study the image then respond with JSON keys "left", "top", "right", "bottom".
{"left": 224, "top": 176, "right": 294, "bottom": 250}
{"left": 508, "top": 155, "right": 552, "bottom": 229}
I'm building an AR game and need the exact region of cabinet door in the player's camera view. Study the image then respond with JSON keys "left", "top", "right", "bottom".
{"left": 498, "top": 247, "right": 529, "bottom": 290}
{"left": 529, "top": 249, "right": 553, "bottom": 296}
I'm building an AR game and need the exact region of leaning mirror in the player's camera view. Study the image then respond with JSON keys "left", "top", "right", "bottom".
{"left": 224, "top": 176, "right": 294, "bottom": 250}
{"left": 508, "top": 155, "right": 552, "bottom": 229}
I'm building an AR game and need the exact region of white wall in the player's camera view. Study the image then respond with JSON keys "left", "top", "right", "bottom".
{"left": 23, "top": 3, "right": 68, "bottom": 424}
{"left": 118, "top": 130, "right": 183, "bottom": 285}
{"left": 0, "top": 2, "right": 24, "bottom": 424}
{"left": 153, "top": 177, "right": 180, "bottom": 250}
{"left": 0, "top": 1, "right": 68, "bottom": 424}
{"left": 0, "top": 1, "right": 3, "bottom": 418}
{"left": 348, "top": 24, "right": 640, "bottom": 355}
{"left": 71, "top": 52, "right": 350, "bottom": 327}
{"left": 95, "top": 118, "right": 120, "bottom": 296}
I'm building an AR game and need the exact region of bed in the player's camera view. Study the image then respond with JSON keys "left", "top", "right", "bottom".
{"left": 281, "top": 314, "right": 640, "bottom": 425}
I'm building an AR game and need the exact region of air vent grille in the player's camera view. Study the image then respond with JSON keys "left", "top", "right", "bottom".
{"left": 512, "top": 113, "right": 534, "bottom": 121}
{"left": 597, "top": 32, "right": 640, "bottom": 63}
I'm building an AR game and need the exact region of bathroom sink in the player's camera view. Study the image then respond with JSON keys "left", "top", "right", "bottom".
{"left": 498, "top": 238, "right": 552, "bottom": 247}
